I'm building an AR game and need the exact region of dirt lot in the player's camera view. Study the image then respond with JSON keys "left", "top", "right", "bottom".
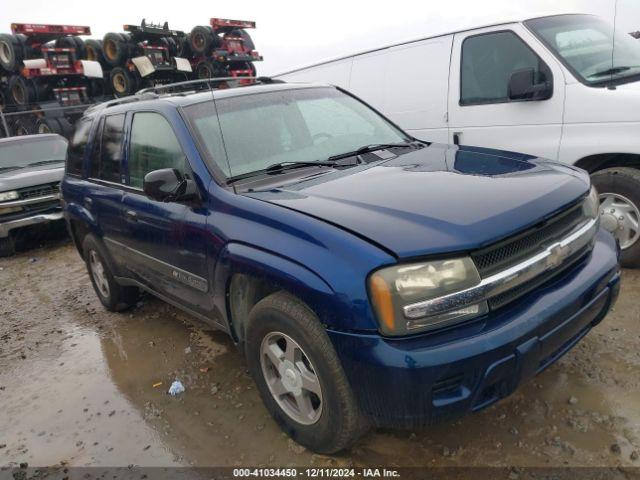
{"left": 1, "top": 239, "right": 639, "bottom": 469}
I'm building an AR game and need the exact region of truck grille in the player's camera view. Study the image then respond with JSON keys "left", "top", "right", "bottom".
{"left": 471, "top": 204, "right": 585, "bottom": 278}
{"left": 18, "top": 182, "right": 60, "bottom": 200}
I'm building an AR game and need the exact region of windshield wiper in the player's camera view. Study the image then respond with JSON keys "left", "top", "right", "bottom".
{"left": 227, "top": 160, "right": 338, "bottom": 184}
{"left": 588, "top": 66, "right": 640, "bottom": 78}
{"left": 27, "top": 159, "right": 65, "bottom": 167}
{"left": 0, "top": 165, "right": 25, "bottom": 172}
{"left": 327, "top": 142, "right": 414, "bottom": 162}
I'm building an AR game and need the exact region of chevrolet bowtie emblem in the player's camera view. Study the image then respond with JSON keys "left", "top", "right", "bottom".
{"left": 547, "top": 243, "right": 571, "bottom": 269}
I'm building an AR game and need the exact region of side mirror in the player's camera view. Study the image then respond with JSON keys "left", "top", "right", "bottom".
{"left": 508, "top": 68, "right": 552, "bottom": 101}
{"left": 143, "top": 168, "right": 198, "bottom": 202}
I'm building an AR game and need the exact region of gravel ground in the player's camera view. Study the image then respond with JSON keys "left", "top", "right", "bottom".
{"left": 1, "top": 239, "right": 639, "bottom": 469}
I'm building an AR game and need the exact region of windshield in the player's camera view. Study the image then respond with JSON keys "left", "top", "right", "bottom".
{"left": 183, "top": 87, "right": 409, "bottom": 178}
{"left": 526, "top": 14, "right": 640, "bottom": 85}
{"left": 0, "top": 136, "right": 68, "bottom": 170}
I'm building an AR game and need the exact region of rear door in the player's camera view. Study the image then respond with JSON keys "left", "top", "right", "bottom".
{"left": 448, "top": 23, "right": 565, "bottom": 159}
{"left": 117, "top": 111, "right": 212, "bottom": 314}
{"left": 86, "top": 113, "right": 129, "bottom": 263}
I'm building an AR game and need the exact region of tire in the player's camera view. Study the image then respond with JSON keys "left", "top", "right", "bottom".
{"left": 0, "top": 34, "right": 23, "bottom": 71}
{"left": 245, "top": 291, "right": 368, "bottom": 454}
{"left": 177, "top": 34, "right": 192, "bottom": 57}
{"left": 55, "top": 36, "right": 85, "bottom": 59}
{"left": 85, "top": 39, "right": 104, "bottom": 63}
{"left": 11, "top": 117, "right": 35, "bottom": 136}
{"left": 195, "top": 60, "right": 226, "bottom": 79}
{"left": 103, "top": 32, "right": 130, "bottom": 66}
{"left": 160, "top": 37, "right": 178, "bottom": 57}
{"left": 109, "top": 66, "right": 137, "bottom": 97}
{"left": 189, "top": 26, "right": 215, "bottom": 55}
{"left": 0, "top": 235, "right": 16, "bottom": 257}
{"left": 35, "top": 117, "right": 62, "bottom": 134}
{"left": 82, "top": 234, "right": 139, "bottom": 311}
{"left": 8, "top": 75, "right": 35, "bottom": 105}
{"left": 591, "top": 167, "right": 640, "bottom": 268}
{"left": 237, "top": 29, "right": 255, "bottom": 51}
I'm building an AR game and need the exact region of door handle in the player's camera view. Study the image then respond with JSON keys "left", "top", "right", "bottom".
{"left": 124, "top": 210, "right": 138, "bottom": 222}
{"left": 83, "top": 197, "right": 93, "bottom": 208}
{"left": 453, "top": 132, "right": 462, "bottom": 146}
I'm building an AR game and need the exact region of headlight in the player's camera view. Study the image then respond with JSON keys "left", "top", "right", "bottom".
{"left": 0, "top": 190, "right": 19, "bottom": 202}
{"left": 368, "top": 257, "right": 487, "bottom": 336}
{"left": 582, "top": 186, "right": 599, "bottom": 220}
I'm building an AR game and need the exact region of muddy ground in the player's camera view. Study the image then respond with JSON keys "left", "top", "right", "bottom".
{"left": 1, "top": 238, "right": 639, "bottom": 470}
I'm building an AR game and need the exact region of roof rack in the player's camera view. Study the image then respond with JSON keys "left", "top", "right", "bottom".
{"left": 85, "top": 92, "right": 159, "bottom": 114}
{"left": 136, "top": 76, "right": 284, "bottom": 95}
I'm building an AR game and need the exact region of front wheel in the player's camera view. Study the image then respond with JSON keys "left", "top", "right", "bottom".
{"left": 245, "top": 291, "right": 368, "bottom": 454}
{"left": 592, "top": 167, "right": 640, "bottom": 268}
{"left": 0, "top": 235, "right": 15, "bottom": 257}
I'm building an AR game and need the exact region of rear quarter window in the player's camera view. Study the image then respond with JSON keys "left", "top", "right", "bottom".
{"left": 66, "top": 118, "right": 92, "bottom": 176}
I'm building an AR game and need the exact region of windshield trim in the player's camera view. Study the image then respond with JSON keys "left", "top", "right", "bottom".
{"left": 524, "top": 13, "right": 640, "bottom": 88}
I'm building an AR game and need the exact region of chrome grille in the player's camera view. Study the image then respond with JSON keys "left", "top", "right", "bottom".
{"left": 18, "top": 183, "right": 60, "bottom": 200}
{"left": 472, "top": 204, "right": 585, "bottom": 278}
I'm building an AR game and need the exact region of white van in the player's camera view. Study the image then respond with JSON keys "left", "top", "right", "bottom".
{"left": 277, "top": 13, "right": 640, "bottom": 267}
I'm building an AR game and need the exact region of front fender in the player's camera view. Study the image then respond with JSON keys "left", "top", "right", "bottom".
{"left": 213, "top": 242, "right": 351, "bottom": 337}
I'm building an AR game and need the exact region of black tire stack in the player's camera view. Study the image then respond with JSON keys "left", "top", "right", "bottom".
{"left": 102, "top": 32, "right": 140, "bottom": 97}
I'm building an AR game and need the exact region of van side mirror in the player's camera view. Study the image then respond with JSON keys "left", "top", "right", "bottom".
{"left": 508, "top": 68, "right": 552, "bottom": 101}
{"left": 143, "top": 168, "right": 198, "bottom": 202}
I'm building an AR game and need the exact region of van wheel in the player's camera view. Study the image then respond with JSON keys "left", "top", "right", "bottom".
{"left": 592, "top": 167, "right": 640, "bottom": 268}
{"left": 82, "top": 235, "right": 139, "bottom": 311}
{"left": 0, "top": 235, "right": 16, "bottom": 257}
{"left": 245, "top": 291, "right": 368, "bottom": 454}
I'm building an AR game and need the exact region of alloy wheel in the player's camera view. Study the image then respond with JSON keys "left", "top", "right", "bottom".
{"left": 260, "top": 331, "right": 323, "bottom": 425}
{"left": 89, "top": 250, "right": 110, "bottom": 299}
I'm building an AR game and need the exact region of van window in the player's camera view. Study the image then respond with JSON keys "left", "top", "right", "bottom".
{"left": 90, "top": 114, "right": 124, "bottom": 183}
{"left": 460, "top": 31, "right": 550, "bottom": 105}
{"left": 66, "top": 118, "right": 91, "bottom": 176}
{"left": 128, "top": 112, "right": 186, "bottom": 189}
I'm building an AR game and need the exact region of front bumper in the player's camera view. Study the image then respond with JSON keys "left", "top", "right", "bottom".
{"left": 328, "top": 230, "right": 620, "bottom": 428}
{"left": 0, "top": 210, "right": 64, "bottom": 238}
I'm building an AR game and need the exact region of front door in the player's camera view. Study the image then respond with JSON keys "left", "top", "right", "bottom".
{"left": 447, "top": 23, "right": 566, "bottom": 160}
{"left": 115, "top": 111, "right": 212, "bottom": 315}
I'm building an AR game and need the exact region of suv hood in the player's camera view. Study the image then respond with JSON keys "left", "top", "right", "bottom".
{"left": 245, "top": 144, "right": 590, "bottom": 259}
{"left": 0, "top": 164, "right": 64, "bottom": 192}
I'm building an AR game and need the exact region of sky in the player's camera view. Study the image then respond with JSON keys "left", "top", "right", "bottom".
{"left": 2, "top": 0, "right": 639, "bottom": 75}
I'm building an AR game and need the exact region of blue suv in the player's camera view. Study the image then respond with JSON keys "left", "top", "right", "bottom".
{"left": 62, "top": 80, "right": 621, "bottom": 454}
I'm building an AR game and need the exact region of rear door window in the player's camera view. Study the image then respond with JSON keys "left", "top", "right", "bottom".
{"left": 89, "top": 114, "right": 125, "bottom": 183}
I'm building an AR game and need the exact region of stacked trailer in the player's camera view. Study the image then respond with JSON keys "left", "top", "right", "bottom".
{"left": 188, "top": 18, "right": 262, "bottom": 81}
{"left": 0, "top": 23, "right": 104, "bottom": 137}
{"left": 101, "top": 20, "right": 192, "bottom": 97}
{"left": 0, "top": 24, "right": 103, "bottom": 106}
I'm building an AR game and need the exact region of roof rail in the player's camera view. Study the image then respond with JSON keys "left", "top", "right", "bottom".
{"left": 85, "top": 92, "right": 159, "bottom": 114}
{"left": 136, "top": 76, "right": 284, "bottom": 96}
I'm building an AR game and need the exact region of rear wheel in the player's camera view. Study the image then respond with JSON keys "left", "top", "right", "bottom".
{"left": 8, "top": 75, "right": 34, "bottom": 105}
{"left": 592, "top": 167, "right": 640, "bottom": 268}
{"left": 82, "top": 234, "right": 139, "bottom": 311}
{"left": 245, "top": 291, "right": 368, "bottom": 454}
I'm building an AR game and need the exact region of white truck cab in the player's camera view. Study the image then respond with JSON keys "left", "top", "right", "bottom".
{"left": 277, "top": 14, "right": 640, "bottom": 267}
